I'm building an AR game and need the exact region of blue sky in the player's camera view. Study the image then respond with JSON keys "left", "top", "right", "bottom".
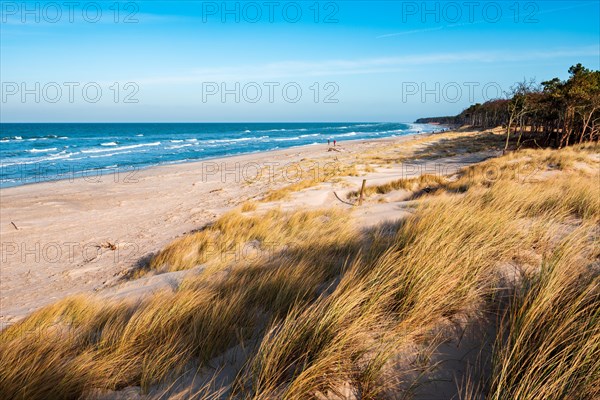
{"left": 1, "top": 0, "right": 599, "bottom": 122}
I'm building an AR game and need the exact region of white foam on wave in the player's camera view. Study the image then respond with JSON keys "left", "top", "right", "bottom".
{"left": 27, "top": 147, "right": 58, "bottom": 153}
{"left": 206, "top": 136, "right": 268, "bottom": 144}
{"left": 257, "top": 128, "right": 286, "bottom": 133}
{"left": 374, "top": 129, "right": 407, "bottom": 135}
{"left": 167, "top": 144, "right": 194, "bottom": 150}
{"left": 89, "top": 151, "right": 133, "bottom": 158}
{"left": 1, "top": 136, "right": 23, "bottom": 142}
{"left": 352, "top": 123, "right": 385, "bottom": 128}
{"left": 81, "top": 142, "right": 162, "bottom": 154}
{"left": 335, "top": 132, "right": 358, "bottom": 138}
{"left": 101, "top": 142, "right": 118, "bottom": 146}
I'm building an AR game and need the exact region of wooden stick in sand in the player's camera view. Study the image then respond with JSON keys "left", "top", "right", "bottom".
{"left": 358, "top": 179, "right": 367, "bottom": 206}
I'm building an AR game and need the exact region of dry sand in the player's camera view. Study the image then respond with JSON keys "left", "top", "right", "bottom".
{"left": 0, "top": 131, "right": 497, "bottom": 326}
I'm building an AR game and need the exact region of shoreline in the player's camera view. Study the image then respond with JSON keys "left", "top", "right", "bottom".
{"left": 1, "top": 129, "right": 451, "bottom": 325}
{"left": 0, "top": 131, "right": 436, "bottom": 193}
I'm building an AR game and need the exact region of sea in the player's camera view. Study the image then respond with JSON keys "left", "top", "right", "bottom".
{"left": 0, "top": 122, "right": 443, "bottom": 188}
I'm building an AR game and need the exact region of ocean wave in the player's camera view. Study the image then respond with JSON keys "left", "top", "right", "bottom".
{"left": 300, "top": 133, "right": 320, "bottom": 138}
{"left": 89, "top": 151, "right": 134, "bottom": 158}
{"left": 2, "top": 134, "right": 69, "bottom": 142}
{"left": 27, "top": 147, "right": 58, "bottom": 153}
{"left": 257, "top": 128, "right": 287, "bottom": 133}
{"left": 167, "top": 144, "right": 194, "bottom": 149}
{"left": 206, "top": 136, "right": 268, "bottom": 144}
{"left": 2, "top": 150, "right": 75, "bottom": 166}
{"left": 334, "top": 132, "right": 359, "bottom": 138}
{"left": 81, "top": 142, "right": 162, "bottom": 154}
{"left": 273, "top": 136, "right": 300, "bottom": 141}
{"left": 374, "top": 129, "right": 408, "bottom": 135}
{"left": 101, "top": 142, "right": 118, "bottom": 146}
{"left": 1, "top": 159, "right": 41, "bottom": 167}
{"left": 170, "top": 140, "right": 184, "bottom": 143}
{"left": 15, "top": 152, "right": 77, "bottom": 165}
{"left": 351, "top": 123, "right": 386, "bottom": 128}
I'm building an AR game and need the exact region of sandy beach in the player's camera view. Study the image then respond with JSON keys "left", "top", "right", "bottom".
{"left": 1, "top": 131, "right": 494, "bottom": 326}
{"left": 1, "top": 126, "right": 598, "bottom": 400}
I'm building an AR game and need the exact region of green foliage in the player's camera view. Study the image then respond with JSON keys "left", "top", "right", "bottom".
{"left": 447, "top": 64, "right": 600, "bottom": 148}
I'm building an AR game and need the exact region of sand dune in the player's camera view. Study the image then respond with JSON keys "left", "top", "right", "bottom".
{"left": 1, "top": 133, "right": 455, "bottom": 325}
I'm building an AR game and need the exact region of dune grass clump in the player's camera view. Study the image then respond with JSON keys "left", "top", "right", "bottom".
{"left": 347, "top": 173, "right": 447, "bottom": 199}
{"left": 263, "top": 179, "right": 320, "bottom": 201}
{"left": 150, "top": 208, "right": 354, "bottom": 273}
{"left": 263, "top": 160, "right": 358, "bottom": 201}
{"left": 240, "top": 201, "right": 258, "bottom": 212}
{"left": 463, "top": 227, "right": 600, "bottom": 400}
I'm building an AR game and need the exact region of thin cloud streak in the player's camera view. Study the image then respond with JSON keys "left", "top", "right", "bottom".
{"left": 136, "top": 47, "right": 600, "bottom": 85}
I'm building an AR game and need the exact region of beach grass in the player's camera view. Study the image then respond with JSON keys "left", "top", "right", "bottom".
{"left": 1, "top": 136, "right": 598, "bottom": 399}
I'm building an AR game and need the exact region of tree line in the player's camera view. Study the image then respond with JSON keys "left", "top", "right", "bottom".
{"left": 415, "top": 64, "right": 600, "bottom": 149}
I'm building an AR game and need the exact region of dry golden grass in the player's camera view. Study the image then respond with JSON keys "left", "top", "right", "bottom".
{"left": 263, "top": 161, "right": 358, "bottom": 202}
{"left": 240, "top": 191, "right": 526, "bottom": 397}
{"left": 0, "top": 208, "right": 361, "bottom": 399}
{"left": 150, "top": 208, "right": 354, "bottom": 273}
{"left": 356, "top": 129, "right": 505, "bottom": 167}
{"left": 347, "top": 173, "right": 447, "bottom": 199}
{"left": 240, "top": 201, "right": 258, "bottom": 212}
{"left": 263, "top": 179, "right": 319, "bottom": 201}
{"left": 1, "top": 136, "right": 598, "bottom": 399}
{"left": 483, "top": 227, "right": 600, "bottom": 400}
